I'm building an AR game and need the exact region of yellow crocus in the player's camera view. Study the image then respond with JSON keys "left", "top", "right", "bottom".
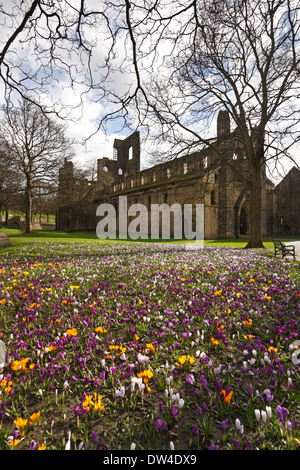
{"left": 14, "top": 417, "right": 28, "bottom": 429}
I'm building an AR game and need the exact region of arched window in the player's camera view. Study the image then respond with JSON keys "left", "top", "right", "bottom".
{"left": 103, "top": 165, "right": 108, "bottom": 172}
{"left": 211, "top": 190, "right": 216, "bottom": 205}
{"left": 128, "top": 147, "right": 133, "bottom": 160}
{"left": 118, "top": 168, "right": 123, "bottom": 175}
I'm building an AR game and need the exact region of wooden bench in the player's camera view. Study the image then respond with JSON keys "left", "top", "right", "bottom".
{"left": 272, "top": 240, "right": 296, "bottom": 260}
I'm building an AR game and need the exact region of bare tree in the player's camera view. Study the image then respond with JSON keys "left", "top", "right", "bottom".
{"left": 123, "top": 0, "right": 300, "bottom": 248}
{"left": 0, "top": 98, "right": 74, "bottom": 233}
{"left": 0, "top": 147, "right": 22, "bottom": 225}
{"left": 0, "top": 1, "right": 299, "bottom": 246}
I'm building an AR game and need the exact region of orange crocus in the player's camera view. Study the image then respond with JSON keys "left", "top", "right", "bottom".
{"left": 66, "top": 328, "right": 77, "bottom": 336}
{"left": 220, "top": 389, "right": 233, "bottom": 404}
{"left": 211, "top": 337, "right": 219, "bottom": 346}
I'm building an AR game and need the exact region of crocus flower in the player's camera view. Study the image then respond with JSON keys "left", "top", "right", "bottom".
{"left": 65, "top": 431, "right": 71, "bottom": 450}
{"left": 155, "top": 419, "right": 167, "bottom": 431}
{"left": 221, "top": 419, "right": 229, "bottom": 431}
{"left": 186, "top": 374, "right": 195, "bottom": 385}
{"left": 192, "top": 424, "right": 199, "bottom": 437}
{"left": 178, "top": 398, "right": 184, "bottom": 409}
{"left": 115, "top": 386, "right": 125, "bottom": 398}
{"left": 30, "top": 440, "right": 37, "bottom": 450}
{"left": 233, "top": 440, "right": 240, "bottom": 450}
{"left": 209, "top": 442, "right": 219, "bottom": 450}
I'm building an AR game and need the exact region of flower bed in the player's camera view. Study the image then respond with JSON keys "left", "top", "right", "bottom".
{"left": 0, "top": 241, "right": 299, "bottom": 450}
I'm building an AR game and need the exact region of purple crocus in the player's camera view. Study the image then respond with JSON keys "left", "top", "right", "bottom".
{"left": 154, "top": 419, "right": 167, "bottom": 431}
{"left": 276, "top": 405, "right": 288, "bottom": 423}
{"left": 208, "top": 442, "right": 219, "bottom": 450}
{"left": 186, "top": 373, "right": 195, "bottom": 385}
{"left": 192, "top": 424, "right": 199, "bottom": 437}
{"left": 221, "top": 419, "right": 229, "bottom": 431}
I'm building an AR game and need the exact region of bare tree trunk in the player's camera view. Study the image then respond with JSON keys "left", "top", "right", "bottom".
{"left": 246, "top": 165, "right": 264, "bottom": 249}
{"left": 25, "top": 175, "right": 33, "bottom": 233}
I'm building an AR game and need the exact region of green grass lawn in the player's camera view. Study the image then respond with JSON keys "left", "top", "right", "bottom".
{"left": 1, "top": 226, "right": 295, "bottom": 252}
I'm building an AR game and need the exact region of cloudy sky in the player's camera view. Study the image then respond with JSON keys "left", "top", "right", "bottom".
{"left": 0, "top": 0, "right": 298, "bottom": 182}
{"left": 0, "top": 0, "right": 138, "bottom": 168}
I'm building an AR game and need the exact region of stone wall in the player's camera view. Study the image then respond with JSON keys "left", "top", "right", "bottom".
{"left": 56, "top": 111, "right": 300, "bottom": 239}
{"left": 267, "top": 167, "right": 300, "bottom": 237}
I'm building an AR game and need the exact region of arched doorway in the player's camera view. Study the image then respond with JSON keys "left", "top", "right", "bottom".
{"left": 240, "top": 206, "right": 248, "bottom": 235}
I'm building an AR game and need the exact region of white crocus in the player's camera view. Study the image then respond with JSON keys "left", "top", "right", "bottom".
{"left": 65, "top": 431, "right": 71, "bottom": 450}
{"left": 266, "top": 406, "right": 272, "bottom": 418}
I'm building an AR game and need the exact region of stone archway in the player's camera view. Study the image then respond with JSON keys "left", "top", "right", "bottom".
{"left": 239, "top": 202, "right": 249, "bottom": 236}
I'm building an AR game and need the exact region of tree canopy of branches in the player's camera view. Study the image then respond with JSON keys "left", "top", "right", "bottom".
{"left": 0, "top": 1, "right": 299, "bottom": 246}
{"left": 0, "top": 98, "right": 74, "bottom": 232}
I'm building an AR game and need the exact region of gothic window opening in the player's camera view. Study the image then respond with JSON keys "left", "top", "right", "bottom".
{"left": 240, "top": 206, "right": 248, "bottom": 235}
{"left": 211, "top": 190, "right": 216, "bottom": 205}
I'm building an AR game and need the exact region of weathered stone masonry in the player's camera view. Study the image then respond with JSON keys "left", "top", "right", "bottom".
{"left": 56, "top": 111, "right": 300, "bottom": 239}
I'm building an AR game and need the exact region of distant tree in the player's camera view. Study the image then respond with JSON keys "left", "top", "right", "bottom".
{"left": 0, "top": 98, "right": 74, "bottom": 232}
{"left": 0, "top": 147, "right": 22, "bottom": 225}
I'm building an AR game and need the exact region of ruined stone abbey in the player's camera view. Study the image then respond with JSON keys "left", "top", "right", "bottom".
{"left": 56, "top": 110, "right": 300, "bottom": 239}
